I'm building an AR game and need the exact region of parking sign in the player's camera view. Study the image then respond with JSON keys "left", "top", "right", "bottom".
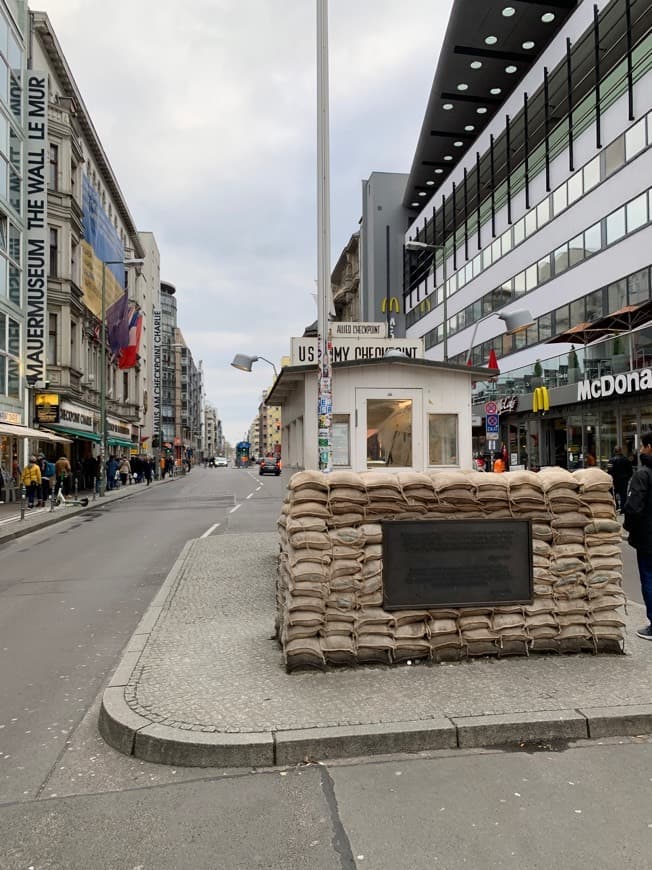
{"left": 486, "top": 413, "right": 500, "bottom": 437}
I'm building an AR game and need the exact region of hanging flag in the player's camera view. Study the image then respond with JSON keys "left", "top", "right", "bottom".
{"left": 118, "top": 311, "right": 143, "bottom": 369}
{"left": 487, "top": 348, "right": 500, "bottom": 373}
{"left": 106, "top": 291, "right": 130, "bottom": 354}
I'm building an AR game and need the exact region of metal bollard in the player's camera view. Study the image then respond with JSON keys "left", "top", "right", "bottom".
{"left": 74, "top": 476, "right": 78, "bottom": 498}
{"left": 20, "top": 484, "right": 26, "bottom": 520}
{"left": 50, "top": 490, "right": 55, "bottom": 512}
{"left": 92, "top": 477, "right": 97, "bottom": 501}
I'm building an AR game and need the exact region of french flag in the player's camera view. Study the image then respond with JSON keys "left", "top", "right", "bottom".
{"left": 118, "top": 309, "right": 143, "bottom": 370}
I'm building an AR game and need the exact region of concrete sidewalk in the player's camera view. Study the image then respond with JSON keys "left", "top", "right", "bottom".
{"left": 99, "top": 532, "right": 652, "bottom": 769}
{"left": 0, "top": 476, "right": 179, "bottom": 546}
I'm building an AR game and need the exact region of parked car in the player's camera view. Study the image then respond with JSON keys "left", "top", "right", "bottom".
{"left": 259, "top": 457, "right": 281, "bottom": 476}
{"left": 215, "top": 456, "right": 228, "bottom": 467}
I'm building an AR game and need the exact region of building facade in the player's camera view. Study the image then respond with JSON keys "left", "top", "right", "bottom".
{"left": 404, "top": 0, "right": 652, "bottom": 469}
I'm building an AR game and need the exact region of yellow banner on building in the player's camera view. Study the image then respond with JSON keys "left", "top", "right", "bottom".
{"left": 81, "top": 241, "right": 125, "bottom": 320}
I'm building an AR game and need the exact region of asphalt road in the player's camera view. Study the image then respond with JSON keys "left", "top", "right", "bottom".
{"left": 0, "top": 466, "right": 650, "bottom": 869}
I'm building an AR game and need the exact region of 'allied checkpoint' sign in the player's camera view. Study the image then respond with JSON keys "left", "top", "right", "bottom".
{"left": 382, "top": 519, "right": 533, "bottom": 610}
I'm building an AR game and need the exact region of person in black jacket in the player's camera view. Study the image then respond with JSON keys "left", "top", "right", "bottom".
{"left": 610, "top": 446, "right": 633, "bottom": 513}
{"left": 623, "top": 432, "right": 652, "bottom": 640}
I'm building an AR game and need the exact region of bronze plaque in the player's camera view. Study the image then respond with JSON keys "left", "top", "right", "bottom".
{"left": 382, "top": 519, "right": 533, "bottom": 610}
{"left": 36, "top": 403, "right": 60, "bottom": 424}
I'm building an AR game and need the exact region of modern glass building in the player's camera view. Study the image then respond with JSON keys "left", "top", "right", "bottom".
{"left": 404, "top": 0, "right": 652, "bottom": 469}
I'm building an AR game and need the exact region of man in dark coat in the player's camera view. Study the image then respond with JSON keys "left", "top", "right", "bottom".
{"left": 610, "top": 446, "right": 633, "bottom": 513}
{"left": 624, "top": 432, "right": 652, "bottom": 640}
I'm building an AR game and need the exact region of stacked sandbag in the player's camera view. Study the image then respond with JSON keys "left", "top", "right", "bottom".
{"left": 277, "top": 467, "right": 626, "bottom": 671}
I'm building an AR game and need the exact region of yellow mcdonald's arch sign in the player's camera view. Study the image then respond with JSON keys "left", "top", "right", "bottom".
{"left": 418, "top": 298, "right": 431, "bottom": 314}
{"left": 532, "top": 386, "right": 550, "bottom": 413}
{"left": 381, "top": 297, "right": 400, "bottom": 313}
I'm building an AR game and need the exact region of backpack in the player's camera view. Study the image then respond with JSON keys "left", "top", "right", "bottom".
{"left": 44, "top": 461, "right": 56, "bottom": 477}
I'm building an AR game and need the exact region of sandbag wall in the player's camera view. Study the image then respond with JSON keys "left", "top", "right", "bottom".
{"left": 276, "top": 467, "right": 626, "bottom": 671}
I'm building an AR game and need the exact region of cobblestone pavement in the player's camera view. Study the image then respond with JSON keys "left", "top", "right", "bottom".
{"left": 125, "top": 533, "right": 652, "bottom": 735}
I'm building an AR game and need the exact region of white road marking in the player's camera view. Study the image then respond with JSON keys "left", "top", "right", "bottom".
{"left": 246, "top": 493, "right": 253, "bottom": 499}
{"left": 229, "top": 504, "right": 241, "bottom": 514}
{"left": 200, "top": 522, "right": 221, "bottom": 539}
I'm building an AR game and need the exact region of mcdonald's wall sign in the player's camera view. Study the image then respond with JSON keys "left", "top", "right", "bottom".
{"left": 381, "top": 297, "right": 400, "bottom": 314}
{"left": 532, "top": 386, "right": 550, "bottom": 413}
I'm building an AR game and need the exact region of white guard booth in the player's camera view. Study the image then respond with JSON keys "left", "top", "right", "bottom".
{"left": 266, "top": 335, "right": 491, "bottom": 473}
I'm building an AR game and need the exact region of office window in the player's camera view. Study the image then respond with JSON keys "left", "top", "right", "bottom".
{"left": 49, "top": 144, "right": 58, "bottom": 190}
{"left": 585, "top": 288, "right": 605, "bottom": 321}
{"left": 47, "top": 313, "right": 57, "bottom": 365}
{"left": 604, "top": 135, "right": 625, "bottom": 177}
{"left": 513, "top": 271, "right": 526, "bottom": 297}
{"left": 8, "top": 124, "right": 19, "bottom": 170}
{"left": 625, "top": 118, "right": 646, "bottom": 161}
{"left": 7, "top": 316, "right": 19, "bottom": 355}
{"left": 626, "top": 192, "right": 648, "bottom": 233}
{"left": 570, "top": 298, "right": 586, "bottom": 324}
{"left": 513, "top": 218, "right": 525, "bottom": 246}
{"left": 583, "top": 156, "right": 600, "bottom": 192}
{"left": 49, "top": 227, "right": 58, "bottom": 277}
{"left": 536, "top": 197, "right": 550, "bottom": 228}
{"left": 608, "top": 279, "right": 627, "bottom": 312}
{"left": 429, "top": 414, "right": 458, "bottom": 466}
{"left": 123, "top": 371, "right": 129, "bottom": 401}
{"left": 0, "top": 310, "right": 4, "bottom": 350}
{"left": 554, "top": 304, "right": 570, "bottom": 334}
{"left": 70, "top": 321, "right": 77, "bottom": 369}
{"left": 553, "top": 242, "right": 569, "bottom": 275}
{"left": 525, "top": 209, "right": 537, "bottom": 237}
{"left": 537, "top": 256, "right": 551, "bottom": 284}
{"left": 8, "top": 222, "right": 19, "bottom": 262}
{"left": 628, "top": 269, "right": 650, "bottom": 305}
{"left": 567, "top": 171, "right": 583, "bottom": 206}
{"left": 568, "top": 233, "right": 585, "bottom": 267}
{"left": 538, "top": 313, "right": 552, "bottom": 341}
{"left": 606, "top": 207, "right": 626, "bottom": 244}
{"left": 552, "top": 184, "right": 567, "bottom": 215}
{"left": 525, "top": 264, "right": 537, "bottom": 292}
{"left": 8, "top": 263, "right": 18, "bottom": 305}
{"left": 584, "top": 222, "right": 602, "bottom": 256}
{"left": 501, "top": 228, "right": 512, "bottom": 255}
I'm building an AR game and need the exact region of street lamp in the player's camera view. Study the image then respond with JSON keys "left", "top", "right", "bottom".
{"left": 405, "top": 240, "right": 448, "bottom": 360}
{"left": 465, "top": 308, "right": 534, "bottom": 365}
{"left": 99, "top": 257, "right": 144, "bottom": 496}
{"left": 230, "top": 353, "right": 278, "bottom": 378}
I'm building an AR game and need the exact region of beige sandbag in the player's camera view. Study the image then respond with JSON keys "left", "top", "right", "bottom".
{"left": 359, "top": 523, "right": 383, "bottom": 543}
{"left": 288, "top": 530, "right": 331, "bottom": 550}
{"left": 288, "top": 501, "right": 331, "bottom": 519}
{"left": 282, "top": 624, "right": 321, "bottom": 642}
{"left": 395, "top": 622, "right": 428, "bottom": 640}
{"left": 430, "top": 632, "right": 463, "bottom": 649}
{"left": 286, "top": 610, "right": 323, "bottom": 627}
{"left": 330, "top": 559, "right": 363, "bottom": 579}
{"left": 328, "top": 470, "right": 365, "bottom": 489}
{"left": 285, "top": 637, "right": 325, "bottom": 669}
{"left": 321, "top": 635, "right": 356, "bottom": 665}
{"left": 428, "top": 617, "right": 459, "bottom": 636}
{"left": 290, "top": 487, "right": 330, "bottom": 504}
{"left": 321, "top": 620, "right": 354, "bottom": 636}
{"left": 459, "top": 614, "right": 491, "bottom": 630}
{"left": 356, "top": 607, "right": 395, "bottom": 629}
{"left": 493, "top": 612, "right": 525, "bottom": 630}
{"left": 286, "top": 516, "right": 328, "bottom": 534}
{"left": 394, "top": 640, "right": 430, "bottom": 661}
{"left": 329, "top": 575, "right": 358, "bottom": 593}
{"left": 532, "top": 523, "right": 554, "bottom": 540}
{"left": 551, "top": 512, "right": 590, "bottom": 529}
{"left": 329, "top": 486, "right": 369, "bottom": 505}
{"left": 573, "top": 467, "right": 614, "bottom": 491}
{"left": 329, "top": 512, "right": 365, "bottom": 528}
{"left": 539, "top": 468, "right": 579, "bottom": 491}
{"left": 289, "top": 470, "right": 329, "bottom": 491}
{"left": 585, "top": 519, "right": 622, "bottom": 534}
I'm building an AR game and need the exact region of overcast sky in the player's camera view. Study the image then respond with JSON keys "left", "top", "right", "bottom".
{"left": 34, "top": 0, "right": 453, "bottom": 446}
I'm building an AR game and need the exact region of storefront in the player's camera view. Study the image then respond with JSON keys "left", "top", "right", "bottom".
{"left": 474, "top": 368, "right": 652, "bottom": 470}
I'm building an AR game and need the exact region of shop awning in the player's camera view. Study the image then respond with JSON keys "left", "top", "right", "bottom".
{"left": 0, "top": 423, "right": 71, "bottom": 443}
{"left": 108, "top": 437, "right": 135, "bottom": 449}
{"left": 45, "top": 425, "right": 100, "bottom": 442}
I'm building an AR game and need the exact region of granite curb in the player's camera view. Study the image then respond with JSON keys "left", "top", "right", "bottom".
{"left": 99, "top": 534, "right": 652, "bottom": 770}
{"left": 0, "top": 476, "right": 179, "bottom": 546}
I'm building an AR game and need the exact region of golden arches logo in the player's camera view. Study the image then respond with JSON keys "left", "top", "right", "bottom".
{"left": 418, "top": 298, "right": 431, "bottom": 314}
{"left": 381, "top": 297, "right": 400, "bottom": 313}
{"left": 532, "top": 386, "right": 550, "bottom": 413}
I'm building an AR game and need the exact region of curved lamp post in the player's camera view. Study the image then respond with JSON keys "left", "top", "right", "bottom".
{"left": 465, "top": 308, "right": 534, "bottom": 365}
{"left": 230, "top": 354, "right": 278, "bottom": 378}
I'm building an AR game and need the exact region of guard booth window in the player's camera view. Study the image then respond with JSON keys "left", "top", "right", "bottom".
{"left": 366, "top": 399, "right": 412, "bottom": 468}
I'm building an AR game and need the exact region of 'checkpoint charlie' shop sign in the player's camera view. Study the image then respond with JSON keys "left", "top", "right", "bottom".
{"left": 291, "top": 336, "right": 424, "bottom": 366}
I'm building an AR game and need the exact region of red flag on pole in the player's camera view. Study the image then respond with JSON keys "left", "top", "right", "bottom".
{"left": 487, "top": 348, "right": 499, "bottom": 372}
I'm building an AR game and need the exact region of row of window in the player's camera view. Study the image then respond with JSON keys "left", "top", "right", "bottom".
{"left": 424, "top": 183, "right": 652, "bottom": 351}
{"left": 406, "top": 101, "right": 652, "bottom": 329}
{"left": 453, "top": 264, "right": 652, "bottom": 368}
{"left": 0, "top": 309, "right": 20, "bottom": 398}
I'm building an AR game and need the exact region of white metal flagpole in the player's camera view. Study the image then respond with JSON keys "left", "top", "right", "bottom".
{"left": 316, "top": 0, "right": 332, "bottom": 472}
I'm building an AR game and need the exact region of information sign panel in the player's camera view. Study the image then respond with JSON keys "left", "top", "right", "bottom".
{"left": 382, "top": 519, "right": 533, "bottom": 610}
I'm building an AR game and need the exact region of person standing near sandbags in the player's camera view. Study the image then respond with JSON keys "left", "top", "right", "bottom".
{"left": 609, "top": 446, "right": 633, "bottom": 513}
{"left": 623, "top": 432, "right": 652, "bottom": 640}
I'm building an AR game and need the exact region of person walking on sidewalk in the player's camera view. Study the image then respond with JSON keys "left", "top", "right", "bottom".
{"left": 119, "top": 457, "right": 131, "bottom": 487}
{"left": 21, "top": 455, "right": 42, "bottom": 509}
{"left": 623, "top": 432, "right": 652, "bottom": 640}
{"left": 609, "top": 446, "right": 633, "bottom": 513}
{"left": 54, "top": 454, "right": 71, "bottom": 497}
